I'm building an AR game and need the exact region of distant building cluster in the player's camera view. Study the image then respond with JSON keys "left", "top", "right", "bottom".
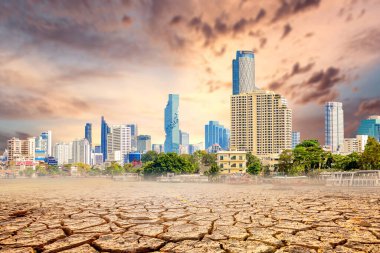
{"left": 1, "top": 50, "right": 378, "bottom": 173}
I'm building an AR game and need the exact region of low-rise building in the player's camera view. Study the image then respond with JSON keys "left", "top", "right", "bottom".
{"left": 343, "top": 135, "right": 368, "bottom": 154}
{"left": 217, "top": 150, "right": 247, "bottom": 174}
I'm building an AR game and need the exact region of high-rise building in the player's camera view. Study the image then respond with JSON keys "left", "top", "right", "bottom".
{"left": 54, "top": 142, "right": 69, "bottom": 165}
{"left": 127, "top": 124, "right": 138, "bottom": 151}
{"left": 85, "top": 123, "right": 92, "bottom": 147}
{"left": 7, "top": 137, "right": 35, "bottom": 163}
{"left": 72, "top": 139, "right": 91, "bottom": 165}
{"left": 35, "top": 131, "right": 52, "bottom": 160}
{"left": 179, "top": 130, "right": 190, "bottom": 154}
{"left": 164, "top": 94, "right": 180, "bottom": 153}
{"left": 232, "top": 50, "right": 257, "bottom": 95}
{"left": 205, "top": 121, "right": 230, "bottom": 150}
{"left": 325, "top": 102, "right": 344, "bottom": 153}
{"left": 152, "top": 144, "right": 164, "bottom": 153}
{"left": 92, "top": 153, "right": 103, "bottom": 165}
{"left": 101, "top": 116, "right": 110, "bottom": 161}
{"left": 137, "top": 135, "right": 151, "bottom": 153}
{"left": 230, "top": 90, "right": 292, "bottom": 155}
{"left": 357, "top": 115, "right": 380, "bottom": 142}
{"left": 292, "top": 131, "right": 301, "bottom": 149}
{"left": 94, "top": 145, "right": 101, "bottom": 154}
{"left": 107, "top": 124, "right": 131, "bottom": 163}
{"left": 343, "top": 135, "right": 368, "bottom": 154}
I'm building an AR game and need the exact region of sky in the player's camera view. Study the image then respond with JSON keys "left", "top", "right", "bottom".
{"left": 0, "top": 0, "right": 380, "bottom": 149}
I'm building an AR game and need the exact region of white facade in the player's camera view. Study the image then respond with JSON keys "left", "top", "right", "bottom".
{"left": 292, "top": 131, "right": 301, "bottom": 149}
{"left": 72, "top": 139, "right": 91, "bottom": 165}
{"left": 7, "top": 137, "right": 35, "bottom": 163}
{"left": 325, "top": 102, "right": 344, "bottom": 153}
{"left": 343, "top": 135, "right": 368, "bottom": 154}
{"left": 47, "top": 130, "right": 52, "bottom": 156}
{"left": 54, "top": 142, "right": 69, "bottom": 165}
{"left": 107, "top": 125, "right": 131, "bottom": 162}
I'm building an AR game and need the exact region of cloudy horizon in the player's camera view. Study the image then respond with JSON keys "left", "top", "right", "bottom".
{"left": 0, "top": 0, "right": 379, "bottom": 149}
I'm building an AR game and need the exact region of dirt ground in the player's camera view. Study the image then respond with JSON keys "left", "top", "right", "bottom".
{"left": 0, "top": 178, "right": 379, "bottom": 252}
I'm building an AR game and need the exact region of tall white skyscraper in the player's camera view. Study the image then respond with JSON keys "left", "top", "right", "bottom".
{"left": 325, "top": 102, "right": 344, "bottom": 153}
{"left": 72, "top": 139, "right": 91, "bottom": 165}
{"left": 54, "top": 142, "right": 69, "bottom": 165}
{"left": 107, "top": 124, "right": 132, "bottom": 163}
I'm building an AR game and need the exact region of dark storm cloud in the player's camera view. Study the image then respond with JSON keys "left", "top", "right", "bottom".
{"left": 170, "top": 15, "right": 183, "bottom": 25}
{"left": 281, "top": 23, "right": 292, "bottom": 39}
{"left": 272, "top": 0, "right": 321, "bottom": 22}
{"left": 268, "top": 62, "right": 315, "bottom": 90}
{"left": 255, "top": 8, "right": 266, "bottom": 22}
{"left": 356, "top": 98, "right": 380, "bottom": 116}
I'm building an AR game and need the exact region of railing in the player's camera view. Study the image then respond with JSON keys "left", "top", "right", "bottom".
{"left": 325, "top": 170, "right": 380, "bottom": 187}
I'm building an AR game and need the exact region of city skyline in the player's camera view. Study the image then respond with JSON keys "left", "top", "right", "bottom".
{"left": 0, "top": 0, "right": 380, "bottom": 149}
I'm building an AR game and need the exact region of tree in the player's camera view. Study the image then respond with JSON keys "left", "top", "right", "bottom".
{"left": 278, "top": 149, "right": 293, "bottom": 175}
{"left": 204, "top": 164, "right": 220, "bottom": 179}
{"left": 75, "top": 163, "right": 91, "bottom": 176}
{"left": 106, "top": 162, "right": 125, "bottom": 175}
{"left": 293, "top": 140, "right": 324, "bottom": 174}
{"left": 141, "top": 151, "right": 158, "bottom": 163}
{"left": 361, "top": 137, "right": 380, "bottom": 170}
{"left": 246, "top": 153, "right": 261, "bottom": 175}
{"left": 143, "top": 153, "right": 195, "bottom": 177}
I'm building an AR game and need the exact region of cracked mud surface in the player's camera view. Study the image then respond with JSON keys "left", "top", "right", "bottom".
{"left": 0, "top": 178, "right": 379, "bottom": 252}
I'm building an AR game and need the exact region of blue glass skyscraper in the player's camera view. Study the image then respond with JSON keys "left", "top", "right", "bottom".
{"left": 357, "top": 116, "right": 380, "bottom": 142}
{"left": 233, "top": 50, "right": 256, "bottom": 95}
{"left": 85, "top": 123, "right": 92, "bottom": 147}
{"left": 205, "top": 121, "right": 230, "bottom": 150}
{"left": 101, "top": 116, "right": 110, "bottom": 161}
{"left": 164, "top": 94, "right": 180, "bottom": 153}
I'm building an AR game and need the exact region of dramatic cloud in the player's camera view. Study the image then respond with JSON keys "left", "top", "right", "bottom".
{"left": 356, "top": 98, "right": 380, "bottom": 116}
{"left": 272, "top": 0, "right": 321, "bottom": 22}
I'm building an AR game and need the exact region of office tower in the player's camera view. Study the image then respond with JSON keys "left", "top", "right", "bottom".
{"left": 164, "top": 94, "right": 180, "bottom": 153}
{"left": 137, "top": 135, "right": 151, "bottom": 153}
{"left": 54, "top": 142, "right": 69, "bottom": 165}
{"left": 357, "top": 115, "right": 380, "bottom": 142}
{"left": 85, "top": 123, "right": 92, "bottom": 147}
{"left": 127, "top": 124, "right": 138, "bottom": 151}
{"left": 205, "top": 121, "right": 230, "bottom": 150}
{"left": 231, "top": 90, "right": 292, "bottom": 155}
{"left": 179, "top": 131, "right": 189, "bottom": 146}
{"left": 232, "top": 50, "right": 256, "bottom": 95}
{"left": 343, "top": 135, "right": 368, "bottom": 154}
{"left": 325, "top": 102, "right": 344, "bottom": 153}
{"left": 292, "top": 131, "right": 301, "bottom": 149}
{"left": 107, "top": 124, "right": 131, "bottom": 162}
{"left": 35, "top": 131, "right": 52, "bottom": 160}
{"left": 7, "top": 137, "right": 35, "bottom": 163}
{"left": 152, "top": 144, "right": 164, "bottom": 153}
{"left": 101, "top": 116, "right": 110, "bottom": 161}
{"left": 72, "top": 139, "right": 91, "bottom": 165}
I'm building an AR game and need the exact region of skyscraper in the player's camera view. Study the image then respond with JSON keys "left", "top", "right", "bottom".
{"left": 164, "top": 94, "right": 180, "bottom": 153}
{"left": 357, "top": 115, "right": 380, "bottom": 142}
{"left": 232, "top": 50, "right": 256, "bottom": 95}
{"left": 72, "top": 138, "right": 91, "bottom": 165}
{"left": 137, "top": 135, "right": 151, "bottom": 153}
{"left": 101, "top": 116, "right": 110, "bottom": 161}
{"left": 325, "top": 102, "right": 344, "bottom": 152}
{"left": 292, "top": 131, "right": 301, "bottom": 149}
{"left": 35, "top": 131, "right": 52, "bottom": 161}
{"left": 85, "top": 123, "right": 92, "bottom": 147}
{"left": 231, "top": 90, "right": 292, "bottom": 155}
{"left": 205, "top": 121, "right": 230, "bottom": 150}
{"left": 179, "top": 130, "right": 189, "bottom": 146}
{"left": 54, "top": 142, "right": 69, "bottom": 165}
{"left": 107, "top": 124, "right": 131, "bottom": 163}
{"left": 127, "top": 124, "right": 138, "bottom": 151}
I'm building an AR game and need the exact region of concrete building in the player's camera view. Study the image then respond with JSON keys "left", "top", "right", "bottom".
{"left": 7, "top": 137, "right": 35, "bottom": 163}
{"left": 54, "top": 142, "right": 69, "bottom": 165}
{"left": 292, "top": 131, "right": 301, "bottom": 148}
{"left": 152, "top": 144, "right": 164, "bottom": 153}
{"left": 232, "top": 50, "right": 257, "bottom": 95}
{"left": 35, "top": 131, "right": 52, "bottom": 161}
{"left": 230, "top": 89, "right": 292, "bottom": 156}
{"left": 107, "top": 124, "right": 132, "bottom": 163}
{"left": 72, "top": 139, "right": 91, "bottom": 165}
{"left": 127, "top": 124, "right": 138, "bottom": 151}
{"left": 92, "top": 153, "right": 104, "bottom": 165}
{"left": 217, "top": 150, "right": 247, "bottom": 174}
{"left": 205, "top": 121, "right": 230, "bottom": 151}
{"left": 343, "top": 135, "right": 368, "bottom": 154}
{"left": 164, "top": 94, "right": 180, "bottom": 153}
{"left": 137, "top": 135, "right": 151, "bottom": 153}
{"left": 357, "top": 115, "right": 380, "bottom": 142}
{"left": 325, "top": 102, "right": 344, "bottom": 153}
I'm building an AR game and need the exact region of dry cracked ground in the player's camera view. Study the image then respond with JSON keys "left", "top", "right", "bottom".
{"left": 0, "top": 178, "right": 379, "bottom": 253}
